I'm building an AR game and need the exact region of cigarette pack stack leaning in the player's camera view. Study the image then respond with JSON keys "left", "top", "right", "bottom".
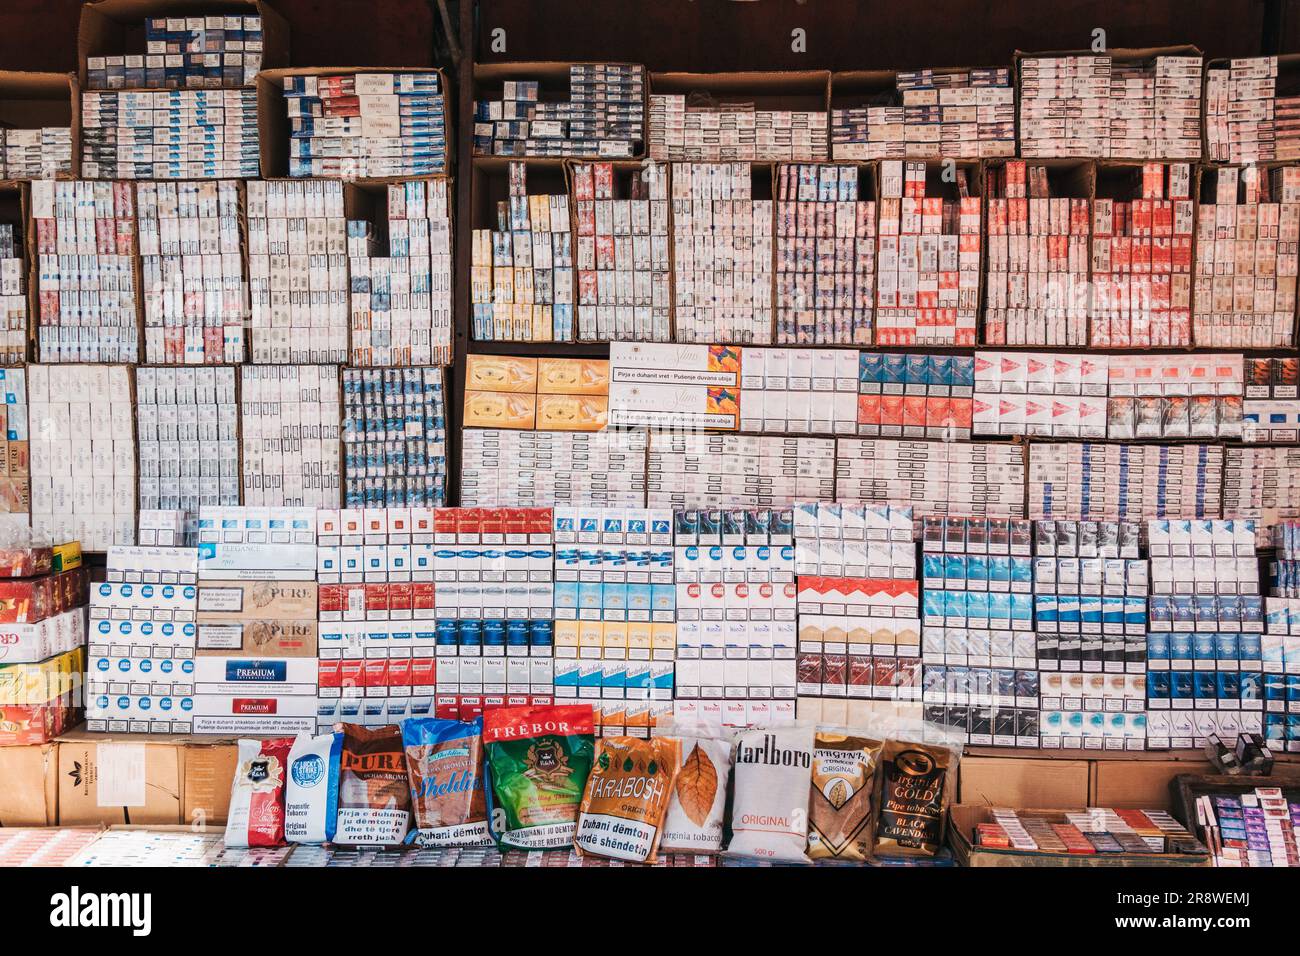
{"left": 0, "top": 224, "right": 26, "bottom": 364}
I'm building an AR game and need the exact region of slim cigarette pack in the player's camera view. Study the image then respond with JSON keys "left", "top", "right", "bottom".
{"left": 650, "top": 94, "right": 826, "bottom": 162}
{"left": 239, "top": 365, "right": 341, "bottom": 509}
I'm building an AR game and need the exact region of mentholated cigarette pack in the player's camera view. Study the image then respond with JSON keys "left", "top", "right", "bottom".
{"left": 460, "top": 428, "right": 648, "bottom": 508}
{"left": 834, "top": 438, "right": 1026, "bottom": 517}
{"left": 572, "top": 161, "right": 671, "bottom": 343}
{"left": 471, "top": 162, "right": 574, "bottom": 342}
{"left": 31, "top": 180, "right": 139, "bottom": 365}
{"left": 1028, "top": 441, "right": 1224, "bottom": 521}
{"left": 26, "top": 364, "right": 136, "bottom": 551}
{"left": 239, "top": 365, "right": 341, "bottom": 509}
{"left": 342, "top": 366, "right": 448, "bottom": 509}
{"left": 246, "top": 179, "right": 350, "bottom": 363}
{"left": 81, "top": 89, "right": 260, "bottom": 181}
{"left": 875, "top": 160, "right": 980, "bottom": 345}
{"left": 1090, "top": 163, "right": 1194, "bottom": 347}
{"left": 135, "top": 366, "right": 240, "bottom": 539}
{"left": 646, "top": 433, "right": 836, "bottom": 509}
{"left": 775, "top": 163, "right": 876, "bottom": 345}
{"left": 738, "top": 346, "right": 861, "bottom": 436}
{"left": 1193, "top": 165, "right": 1300, "bottom": 349}
{"left": 475, "top": 64, "right": 644, "bottom": 159}
{"left": 0, "top": 127, "right": 73, "bottom": 179}
{"left": 285, "top": 71, "right": 449, "bottom": 178}
{"left": 0, "top": 224, "right": 26, "bottom": 364}
{"left": 0, "top": 366, "right": 30, "bottom": 532}
{"left": 608, "top": 341, "right": 740, "bottom": 430}
{"left": 136, "top": 181, "right": 246, "bottom": 363}
{"left": 650, "top": 94, "right": 827, "bottom": 162}
{"left": 671, "top": 163, "right": 773, "bottom": 343}
{"left": 983, "top": 161, "right": 1091, "bottom": 346}
{"left": 348, "top": 179, "right": 453, "bottom": 366}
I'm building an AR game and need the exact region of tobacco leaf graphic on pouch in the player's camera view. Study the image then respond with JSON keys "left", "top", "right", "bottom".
{"left": 828, "top": 779, "right": 849, "bottom": 810}
{"left": 675, "top": 744, "right": 718, "bottom": 827}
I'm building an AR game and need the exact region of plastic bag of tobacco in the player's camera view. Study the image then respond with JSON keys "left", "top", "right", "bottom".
{"left": 655, "top": 721, "right": 735, "bottom": 855}
{"left": 871, "top": 720, "right": 965, "bottom": 859}
{"left": 806, "top": 727, "right": 885, "bottom": 863}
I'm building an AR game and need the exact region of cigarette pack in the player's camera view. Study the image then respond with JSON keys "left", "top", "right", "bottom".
{"left": 650, "top": 93, "right": 826, "bottom": 162}
{"left": 238, "top": 366, "right": 341, "bottom": 509}
{"left": 342, "top": 366, "right": 448, "bottom": 509}
{"left": 0, "top": 127, "right": 73, "bottom": 179}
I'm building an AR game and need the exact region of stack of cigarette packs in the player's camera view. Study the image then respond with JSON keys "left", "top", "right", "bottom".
{"left": 572, "top": 162, "right": 671, "bottom": 342}
{"left": 1028, "top": 441, "right": 1224, "bottom": 521}
{"left": 0, "top": 225, "right": 26, "bottom": 364}
{"left": 465, "top": 355, "right": 608, "bottom": 432}
{"left": 775, "top": 163, "right": 875, "bottom": 345}
{"left": 983, "top": 161, "right": 1090, "bottom": 346}
{"left": 0, "top": 367, "right": 29, "bottom": 531}
{"left": 1198, "top": 786, "right": 1300, "bottom": 865}
{"left": 834, "top": 438, "right": 1026, "bottom": 517}
{"left": 342, "top": 366, "right": 447, "bottom": 509}
{"left": 1206, "top": 58, "right": 1282, "bottom": 164}
{"left": 239, "top": 365, "right": 341, "bottom": 509}
{"left": 81, "top": 89, "right": 260, "bottom": 180}
{"left": 471, "top": 162, "right": 574, "bottom": 342}
{"left": 973, "top": 349, "right": 1109, "bottom": 438}
{"left": 459, "top": 428, "right": 648, "bottom": 509}
{"left": 853, "top": 352, "right": 975, "bottom": 440}
{"left": 1194, "top": 165, "right": 1300, "bottom": 349}
{"left": 32, "top": 180, "right": 139, "bottom": 364}
{"left": 875, "top": 160, "right": 980, "bottom": 345}
{"left": 135, "top": 366, "right": 240, "bottom": 539}
{"left": 246, "top": 179, "right": 349, "bottom": 363}
{"left": 1090, "top": 163, "right": 1194, "bottom": 347}
{"left": 1019, "top": 55, "right": 1112, "bottom": 158}
{"left": 649, "top": 94, "right": 828, "bottom": 161}
{"left": 85, "top": 545, "right": 198, "bottom": 733}
{"left": 474, "top": 64, "right": 644, "bottom": 159}
{"left": 738, "top": 346, "right": 862, "bottom": 436}
{"left": 1243, "top": 357, "right": 1300, "bottom": 443}
{"left": 832, "top": 68, "right": 1015, "bottom": 160}
{"left": 608, "top": 342, "right": 736, "bottom": 431}
{"left": 1107, "top": 56, "right": 1203, "bottom": 159}
{"left": 646, "top": 433, "right": 836, "bottom": 509}
{"left": 0, "top": 128, "right": 73, "bottom": 179}
{"left": 27, "top": 364, "right": 136, "bottom": 551}
{"left": 285, "top": 72, "right": 448, "bottom": 178}
{"left": 137, "top": 180, "right": 246, "bottom": 364}
{"left": 194, "top": 506, "right": 320, "bottom": 734}
{"left": 86, "top": 15, "right": 264, "bottom": 90}
{"left": 1223, "top": 446, "right": 1300, "bottom": 540}
{"left": 672, "top": 506, "right": 798, "bottom": 729}
{"left": 347, "top": 179, "right": 453, "bottom": 366}
{"left": 1105, "top": 353, "right": 1243, "bottom": 441}
{"left": 671, "top": 163, "right": 773, "bottom": 343}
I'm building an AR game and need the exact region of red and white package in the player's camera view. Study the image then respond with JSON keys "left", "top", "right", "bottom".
{"left": 224, "top": 737, "right": 295, "bottom": 848}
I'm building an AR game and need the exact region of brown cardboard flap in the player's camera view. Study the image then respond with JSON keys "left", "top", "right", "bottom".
{"left": 182, "top": 740, "right": 239, "bottom": 827}
{"left": 0, "top": 743, "right": 59, "bottom": 826}
{"left": 959, "top": 755, "right": 1091, "bottom": 808}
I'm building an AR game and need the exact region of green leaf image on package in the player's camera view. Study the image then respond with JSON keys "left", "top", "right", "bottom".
{"left": 484, "top": 704, "right": 596, "bottom": 849}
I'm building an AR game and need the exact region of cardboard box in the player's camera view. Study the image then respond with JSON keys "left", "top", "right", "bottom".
{"left": 182, "top": 739, "right": 238, "bottom": 827}
{"left": 1090, "top": 757, "right": 1216, "bottom": 810}
{"left": 958, "top": 755, "right": 1090, "bottom": 807}
{"left": 0, "top": 742, "right": 58, "bottom": 825}
{"left": 56, "top": 728, "right": 184, "bottom": 826}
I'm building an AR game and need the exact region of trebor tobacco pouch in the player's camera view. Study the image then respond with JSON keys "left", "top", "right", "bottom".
{"left": 576, "top": 735, "right": 680, "bottom": 863}
{"left": 873, "top": 730, "right": 962, "bottom": 858}
{"left": 806, "top": 730, "right": 883, "bottom": 862}
{"left": 484, "top": 704, "right": 595, "bottom": 849}
{"left": 726, "top": 724, "right": 815, "bottom": 863}
{"left": 659, "top": 732, "right": 733, "bottom": 854}
{"left": 401, "top": 716, "right": 492, "bottom": 847}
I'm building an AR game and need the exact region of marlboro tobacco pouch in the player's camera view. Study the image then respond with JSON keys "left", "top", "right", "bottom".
{"left": 576, "top": 735, "right": 681, "bottom": 863}
{"left": 726, "top": 725, "right": 815, "bottom": 863}
{"left": 336, "top": 723, "right": 413, "bottom": 846}
{"left": 402, "top": 716, "right": 493, "bottom": 847}
{"left": 873, "top": 733, "right": 962, "bottom": 858}
{"left": 807, "top": 731, "right": 884, "bottom": 862}
{"left": 484, "top": 704, "right": 596, "bottom": 849}
{"left": 224, "top": 737, "right": 295, "bottom": 848}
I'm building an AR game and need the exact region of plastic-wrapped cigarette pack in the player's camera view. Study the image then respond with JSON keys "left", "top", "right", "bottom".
{"left": 833, "top": 67, "right": 1014, "bottom": 161}
{"left": 834, "top": 438, "right": 1026, "bottom": 517}
{"left": 671, "top": 163, "right": 773, "bottom": 343}
{"left": 342, "top": 366, "right": 447, "bottom": 509}
{"left": 285, "top": 72, "right": 448, "bottom": 178}
{"left": 471, "top": 162, "right": 574, "bottom": 342}
{"left": 475, "top": 64, "right": 644, "bottom": 159}
{"left": 0, "top": 224, "right": 26, "bottom": 364}
{"left": 854, "top": 351, "right": 975, "bottom": 440}
{"left": 137, "top": 180, "right": 246, "bottom": 364}
{"left": 1193, "top": 166, "right": 1300, "bottom": 349}
{"left": 1243, "top": 357, "right": 1300, "bottom": 443}
{"left": 1027, "top": 442, "right": 1224, "bottom": 521}
{"left": 0, "top": 128, "right": 73, "bottom": 179}
{"left": 246, "top": 179, "right": 350, "bottom": 363}
{"left": 32, "top": 180, "right": 139, "bottom": 364}
{"left": 775, "top": 163, "right": 875, "bottom": 345}
{"left": 572, "top": 162, "right": 670, "bottom": 342}
{"left": 1223, "top": 446, "right": 1300, "bottom": 544}
{"left": 649, "top": 95, "right": 827, "bottom": 162}
{"left": 738, "top": 346, "right": 862, "bottom": 436}
{"left": 347, "top": 179, "right": 453, "bottom": 366}
{"left": 239, "top": 365, "right": 342, "bottom": 509}
{"left": 875, "top": 160, "right": 980, "bottom": 345}
{"left": 27, "top": 364, "right": 136, "bottom": 550}
{"left": 459, "top": 427, "right": 648, "bottom": 508}
{"left": 646, "top": 433, "right": 836, "bottom": 509}
{"left": 1089, "top": 163, "right": 1194, "bottom": 347}
{"left": 1206, "top": 58, "right": 1283, "bottom": 164}
{"left": 0, "top": 367, "right": 29, "bottom": 534}
{"left": 86, "top": 15, "right": 263, "bottom": 90}
{"left": 983, "top": 161, "right": 1090, "bottom": 346}
{"left": 81, "top": 89, "right": 260, "bottom": 180}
